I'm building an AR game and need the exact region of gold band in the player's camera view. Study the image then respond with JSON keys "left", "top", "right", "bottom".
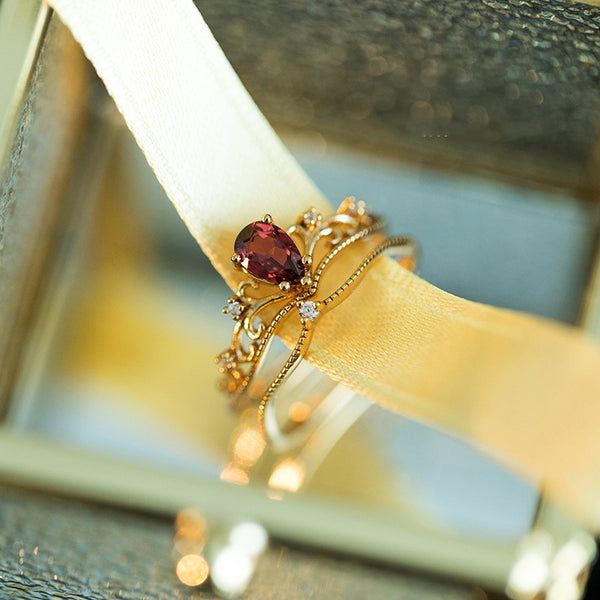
{"left": 216, "top": 198, "right": 417, "bottom": 442}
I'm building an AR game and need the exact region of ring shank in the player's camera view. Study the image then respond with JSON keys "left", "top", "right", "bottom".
{"left": 250, "top": 237, "right": 418, "bottom": 448}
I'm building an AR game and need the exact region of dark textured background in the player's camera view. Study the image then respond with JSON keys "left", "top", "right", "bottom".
{"left": 0, "top": 487, "right": 485, "bottom": 600}
{"left": 197, "top": 0, "right": 600, "bottom": 197}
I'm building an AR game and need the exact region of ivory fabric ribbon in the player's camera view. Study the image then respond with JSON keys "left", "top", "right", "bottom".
{"left": 47, "top": 0, "right": 600, "bottom": 530}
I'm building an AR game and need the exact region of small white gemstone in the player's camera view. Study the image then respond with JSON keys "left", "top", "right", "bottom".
{"left": 299, "top": 301, "right": 320, "bottom": 322}
{"left": 225, "top": 301, "right": 242, "bottom": 317}
{"left": 302, "top": 209, "right": 319, "bottom": 227}
{"left": 218, "top": 353, "right": 235, "bottom": 368}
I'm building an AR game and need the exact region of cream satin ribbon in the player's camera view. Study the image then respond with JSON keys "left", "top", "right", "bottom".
{"left": 47, "top": 0, "right": 600, "bottom": 530}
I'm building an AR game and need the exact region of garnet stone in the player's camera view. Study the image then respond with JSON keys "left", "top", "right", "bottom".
{"left": 234, "top": 221, "right": 304, "bottom": 285}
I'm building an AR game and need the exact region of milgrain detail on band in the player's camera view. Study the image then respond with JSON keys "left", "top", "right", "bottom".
{"left": 321, "top": 236, "right": 415, "bottom": 307}
{"left": 256, "top": 238, "right": 416, "bottom": 435}
{"left": 257, "top": 326, "right": 310, "bottom": 432}
{"left": 216, "top": 198, "right": 417, "bottom": 437}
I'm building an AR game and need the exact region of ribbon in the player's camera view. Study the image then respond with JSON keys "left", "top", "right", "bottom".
{"left": 46, "top": 0, "right": 600, "bottom": 529}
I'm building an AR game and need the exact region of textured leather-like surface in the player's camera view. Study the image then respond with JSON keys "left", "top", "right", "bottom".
{"left": 197, "top": 0, "right": 600, "bottom": 195}
{"left": 0, "top": 16, "right": 87, "bottom": 407}
{"left": 0, "top": 487, "right": 481, "bottom": 600}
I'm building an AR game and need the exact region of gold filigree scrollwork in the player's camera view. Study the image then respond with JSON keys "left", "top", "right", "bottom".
{"left": 216, "top": 198, "right": 384, "bottom": 406}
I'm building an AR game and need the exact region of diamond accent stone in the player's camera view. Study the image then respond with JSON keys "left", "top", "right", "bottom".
{"left": 218, "top": 353, "right": 235, "bottom": 368}
{"left": 225, "top": 301, "right": 242, "bottom": 317}
{"left": 299, "top": 301, "right": 320, "bottom": 322}
{"left": 302, "top": 208, "right": 320, "bottom": 227}
{"left": 234, "top": 221, "right": 304, "bottom": 285}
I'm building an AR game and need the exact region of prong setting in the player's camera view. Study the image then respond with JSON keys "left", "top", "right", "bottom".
{"left": 223, "top": 296, "right": 244, "bottom": 319}
{"left": 301, "top": 208, "right": 321, "bottom": 229}
{"left": 299, "top": 301, "right": 320, "bottom": 322}
{"left": 217, "top": 200, "right": 415, "bottom": 435}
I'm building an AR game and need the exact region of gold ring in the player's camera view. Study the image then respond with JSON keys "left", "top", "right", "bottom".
{"left": 216, "top": 198, "right": 418, "bottom": 444}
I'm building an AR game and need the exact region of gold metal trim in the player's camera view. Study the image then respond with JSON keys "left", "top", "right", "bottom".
{"left": 216, "top": 199, "right": 417, "bottom": 438}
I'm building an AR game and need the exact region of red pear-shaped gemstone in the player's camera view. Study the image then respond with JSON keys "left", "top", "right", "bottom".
{"left": 235, "top": 221, "right": 304, "bottom": 285}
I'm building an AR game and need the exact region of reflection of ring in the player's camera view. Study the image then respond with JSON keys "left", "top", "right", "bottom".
{"left": 216, "top": 198, "right": 418, "bottom": 443}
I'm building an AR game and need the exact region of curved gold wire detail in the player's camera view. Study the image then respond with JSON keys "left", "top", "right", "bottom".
{"left": 216, "top": 198, "right": 418, "bottom": 439}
